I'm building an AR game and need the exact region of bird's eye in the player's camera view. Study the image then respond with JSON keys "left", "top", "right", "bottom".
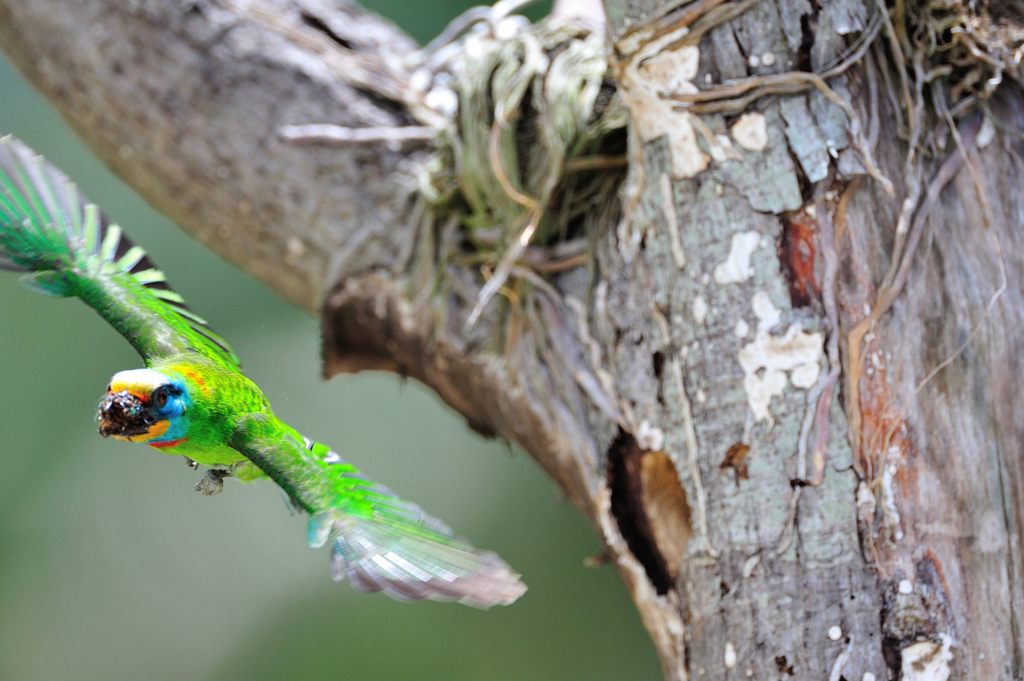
{"left": 154, "top": 388, "right": 168, "bottom": 408}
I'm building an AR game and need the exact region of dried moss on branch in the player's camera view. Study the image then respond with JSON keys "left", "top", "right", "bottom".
{"left": 417, "top": 19, "right": 627, "bottom": 328}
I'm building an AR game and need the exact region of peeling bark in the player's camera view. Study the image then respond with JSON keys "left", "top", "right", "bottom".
{"left": 2, "top": 0, "right": 1023, "bottom": 679}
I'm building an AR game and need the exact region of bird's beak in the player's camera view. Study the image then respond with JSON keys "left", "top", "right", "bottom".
{"left": 97, "top": 390, "right": 156, "bottom": 440}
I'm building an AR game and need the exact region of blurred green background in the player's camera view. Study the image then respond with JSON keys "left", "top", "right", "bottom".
{"left": 0, "top": 2, "right": 659, "bottom": 680}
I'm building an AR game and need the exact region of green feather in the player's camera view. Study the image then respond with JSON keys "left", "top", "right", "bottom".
{"left": 132, "top": 268, "right": 166, "bottom": 285}
{"left": 18, "top": 271, "right": 66, "bottom": 297}
{"left": 98, "top": 224, "right": 122, "bottom": 262}
{"left": 0, "top": 135, "right": 240, "bottom": 369}
{"left": 117, "top": 245, "right": 146, "bottom": 271}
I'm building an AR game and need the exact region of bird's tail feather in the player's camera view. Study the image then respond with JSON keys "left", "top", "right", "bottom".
{"left": 302, "top": 439, "right": 526, "bottom": 608}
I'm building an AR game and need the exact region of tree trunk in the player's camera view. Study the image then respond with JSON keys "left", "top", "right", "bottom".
{"left": 2, "top": 0, "right": 1021, "bottom": 678}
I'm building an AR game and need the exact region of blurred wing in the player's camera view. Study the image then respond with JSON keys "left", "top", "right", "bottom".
{"left": 0, "top": 136, "right": 240, "bottom": 369}
{"left": 230, "top": 413, "right": 526, "bottom": 608}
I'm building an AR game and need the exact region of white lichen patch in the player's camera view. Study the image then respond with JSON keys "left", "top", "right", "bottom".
{"left": 638, "top": 46, "right": 699, "bottom": 91}
{"left": 734, "top": 319, "right": 750, "bottom": 338}
{"left": 708, "top": 133, "right": 737, "bottom": 163}
{"left": 619, "top": 31, "right": 709, "bottom": 178}
{"left": 742, "top": 368, "right": 788, "bottom": 423}
{"left": 881, "top": 457, "right": 904, "bottom": 541}
{"left": 790, "top": 363, "right": 820, "bottom": 389}
{"left": 898, "top": 579, "right": 914, "bottom": 594}
{"left": 731, "top": 112, "right": 768, "bottom": 152}
{"left": 724, "top": 642, "right": 737, "bottom": 668}
{"left": 738, "top": 324, "right": 824, "bottom": 422}
{"left": 636, "top": 420, "right": 665, "bottom": 452}
{"left": 752, "top": 291, "right": 781, "bottom": 332}
{"left": 692, "top": 296, "right": 709, "bottom": 325}
{"left": 714, "top": 231, "right": 762, "bottom": 284}
{"left": 900, "top": 635, "right": 954, "bottom": 681}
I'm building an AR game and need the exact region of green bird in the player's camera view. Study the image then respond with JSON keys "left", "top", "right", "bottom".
{"left": 0, "top": 136, "right": 525, "bottom": 608}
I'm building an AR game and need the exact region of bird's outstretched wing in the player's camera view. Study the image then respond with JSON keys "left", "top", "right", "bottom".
{"left": 231, "top": 413, "right": 527, "bottom": 608}
{"left": 0, "top": 136, "right": 240, "bottom": 369}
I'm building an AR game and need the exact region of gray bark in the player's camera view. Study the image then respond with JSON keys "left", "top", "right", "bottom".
{"left": 2, "top": 0, "right": 1022, "bottom": 679}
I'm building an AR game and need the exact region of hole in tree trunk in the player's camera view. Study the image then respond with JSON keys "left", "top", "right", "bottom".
{"left": 607, "top": 430, "right": 691, "bottom": 594}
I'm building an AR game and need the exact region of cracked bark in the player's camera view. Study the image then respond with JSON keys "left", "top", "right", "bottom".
{"left": 2, "top": 0, "right": 1022, "bottom": 679}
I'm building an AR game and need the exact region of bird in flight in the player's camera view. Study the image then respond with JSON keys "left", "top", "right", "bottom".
{"left": 0, "top": 136, "right": 525, "bottom": 608}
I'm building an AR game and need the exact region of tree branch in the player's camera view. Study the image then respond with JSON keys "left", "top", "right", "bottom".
{"left": 0, "top": 0, "right": 426, "bottom": 310}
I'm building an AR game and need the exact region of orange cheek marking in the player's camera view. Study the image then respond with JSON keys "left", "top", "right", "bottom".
{"left": 125, "top": 420, "right": 169, "bottom": 443}
{"left": 148, "top": 420, "right": 170, "bottom": 438}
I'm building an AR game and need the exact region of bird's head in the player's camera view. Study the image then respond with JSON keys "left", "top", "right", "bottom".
{"left": 97, "top": 369, "right": 189, "bottom": 445}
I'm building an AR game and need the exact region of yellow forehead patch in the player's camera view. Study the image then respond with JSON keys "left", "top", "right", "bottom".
{"left": 109, "top": 368, "right": 171, "bottom": 400}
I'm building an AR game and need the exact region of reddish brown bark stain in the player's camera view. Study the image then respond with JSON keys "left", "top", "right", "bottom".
{"left": 848, "top": 326, "right": 918, "bottom": 500}
{"left": 719, "top": 442, "right": 750, "bottom": 481}
{"left": 918, "top": 548, "right": 952, "bottom": 599}
{"left": 780, "top": 207, "right": 821, "bottom": 307}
